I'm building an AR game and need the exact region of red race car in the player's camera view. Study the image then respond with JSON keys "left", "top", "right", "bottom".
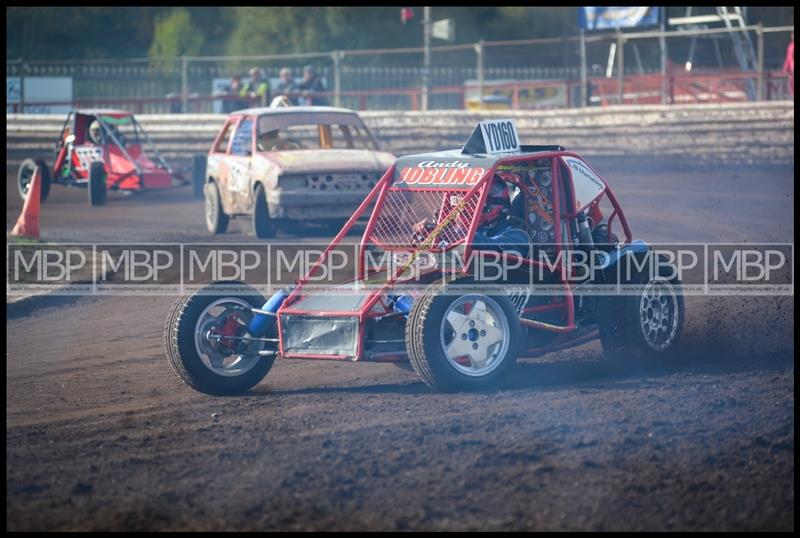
{"left": 165, "top": 119, "right": 685, "bottom": 395}
{"left": 17, "top": 109, "right": 188, "bottom": 206}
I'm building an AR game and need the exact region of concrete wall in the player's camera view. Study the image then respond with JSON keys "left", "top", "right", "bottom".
{"left": 6, "top": 102, "right": 793, "bottom": 170}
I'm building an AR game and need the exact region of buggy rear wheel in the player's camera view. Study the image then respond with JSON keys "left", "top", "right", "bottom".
{"left": 599, "top": 266, "right": 684, "bottom": 365}
{"left": 405, "top": 280, "right": 522, "bottom": 392}
{"left": 164, "top": 281, "right": 277, "bottom": 395}
{"left": 17, "top": 158, "right": 51, "bottom": 203}
{"left": 88, "top": 161, "right": 107, "bottom": 206}
{"left": 204, "top": 181, "right": 229, "bottom": 234}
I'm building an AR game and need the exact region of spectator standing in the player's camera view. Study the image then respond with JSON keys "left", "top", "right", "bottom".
{"left": 273, "top": 67, "right": 298, "bottom": 105}
{"left": 783, "top": 32, "right": 794, "bottom": 96}
{"left": 298, "top": 65, "right": 328, "bottom": 106}
{"left": 223, "top": 75, "right": 244, "bottom": 113}
{"left": 241, "top": 67, "right": 270, "bottom": 107}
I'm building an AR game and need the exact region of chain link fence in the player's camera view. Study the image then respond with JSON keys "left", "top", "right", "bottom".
{"left": 6, "top": 25, "right": 793, "bottom": 113}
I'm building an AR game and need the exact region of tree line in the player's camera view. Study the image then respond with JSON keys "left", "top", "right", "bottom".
{"left": 7, "top": 6, "right": 793, "bottom": 61}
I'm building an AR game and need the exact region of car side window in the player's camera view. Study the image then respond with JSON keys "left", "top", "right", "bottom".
{"left": 231, "top": 118, "right": 253, "bottom": 156}
{"left": 214, "top": 121, "right": 236, "bottom": 153}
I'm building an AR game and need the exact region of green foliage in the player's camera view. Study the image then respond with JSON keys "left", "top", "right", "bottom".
{"left": 6, "top": 7, "right": 161, "bottom": 60}
{"left": 5, "top": 6, "right": 795, "bottom": 61}
{"left": 148, "top": 8, "right": 204, "bottom": 58}
{"left": 222, "top": 7, "right": 575, "bottom": 57}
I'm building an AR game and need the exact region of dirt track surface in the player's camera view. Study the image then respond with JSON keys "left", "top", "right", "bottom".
{"left": 6, "top": 159, "right": 794, "bottom": 531}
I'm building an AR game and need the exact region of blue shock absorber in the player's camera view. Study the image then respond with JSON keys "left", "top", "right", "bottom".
{"left": 248, "top": 288, "right": 289, "bottom": 336}
{"left": 393, "top": 294, "right": 415, "bottom": 315}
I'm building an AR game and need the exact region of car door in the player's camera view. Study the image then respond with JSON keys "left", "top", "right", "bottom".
{"left": 227, "top": 116, "right": 255, "bottom": 213}
{"left": 208, "top": 118, "right": 239, "bottom": 213}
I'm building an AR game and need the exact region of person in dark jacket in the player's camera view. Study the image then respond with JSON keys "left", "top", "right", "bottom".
{"left": 223, "top": 76, "right": 247, "bottom": 113}
{"left": 273, "top": 67, "right": 298, "bottom": 105}
{"left": 298, "top": 65, "right": 328, "bottom": 106}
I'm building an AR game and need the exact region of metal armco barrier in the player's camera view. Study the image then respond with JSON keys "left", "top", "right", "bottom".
{"left": 6, "top": 102, "right": 794, "bottom": 169}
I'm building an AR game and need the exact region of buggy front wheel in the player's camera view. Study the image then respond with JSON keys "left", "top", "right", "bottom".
{"left": 164, "top": 281, "right": 277, "bottom": 395}
{"left": 405, "top": 282, "right": 521, "bottom": 392}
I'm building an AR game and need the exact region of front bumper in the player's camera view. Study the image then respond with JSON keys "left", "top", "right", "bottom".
{"left": 267, "top": 190, "right": 367, "bottom": 219}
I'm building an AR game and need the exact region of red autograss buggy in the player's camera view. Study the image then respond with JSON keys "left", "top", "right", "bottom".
{"left": 17, "top": 109, "right": 188, "bottom": 206}
{"left": 165, "top": 119, "right": 684, "bottom": 395}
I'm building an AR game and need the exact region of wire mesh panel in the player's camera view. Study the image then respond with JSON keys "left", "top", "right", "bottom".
{"left": 370, "top": 187, "right": 482, "bottom": 249}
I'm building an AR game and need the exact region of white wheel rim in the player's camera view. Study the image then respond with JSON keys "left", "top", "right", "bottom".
{"left": 639, "top": 278, "right": 680, "bottom": 351}
{"left": 440, "top": 295, "right": 510, "bottom": 377}
{"left": 194, "top": 298, "right": 263, "bottom": 377}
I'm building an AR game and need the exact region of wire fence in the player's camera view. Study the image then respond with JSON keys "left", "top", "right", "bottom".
{"left": 6, "top": 24, "right": 794, "bottom": 113}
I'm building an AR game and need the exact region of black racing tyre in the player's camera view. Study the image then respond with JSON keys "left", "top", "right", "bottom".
{"left": 598, "top": 262, "right": 685, "bottom": 366}
{"left": 17, "top": 158, "right": 51, "bottom": 203}
{"left": 88, "top": 161, "right": 107, "bottom": 206}
{"left": 164, "top": 281, "right": 277, "bottom": 395}
{"left": 204, "top": 181, "right": 229, "bottom": 234}
{"left": 192, "top": 154, "right": 207, "bottom": 199}
{"left": 252, "top": 183, "right": 275, "bottom": 239}
{"left": 405, "top": 279, "right": 522, "bottom": 392}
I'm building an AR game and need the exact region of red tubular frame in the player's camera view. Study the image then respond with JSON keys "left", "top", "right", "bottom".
{"left": 277, "top": 150, "right": 634, "bottom": 360}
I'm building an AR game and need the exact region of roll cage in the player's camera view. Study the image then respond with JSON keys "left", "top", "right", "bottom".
{"left": 277, "top": 147, "right": 633, "bottom": 360}
{"left": 53, "top": 110, "right": 175, "bottom": 182}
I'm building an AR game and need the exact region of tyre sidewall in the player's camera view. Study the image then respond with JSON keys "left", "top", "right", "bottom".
{"left": 34, "top": 159, "right": 51, "bottom": 202}
{"left": 599, "top": 263, "right": 685, "bottom": 365}
{"left": 253, "top": 183, "right": 274, "bottom": 239}
{"left": 17, "top": 158, "right": 50, "bottom": 202}
{"left": 408, "top": 284, "right": 522, "bottom": 391}
{"left": 167, "top": 282, "right": 274, "bottom": 395}
{"left": 88, "top": 162, "right": 107, "bottom": 206}
{"left": 204, "top": 181, "right": 229, "bottom": 234}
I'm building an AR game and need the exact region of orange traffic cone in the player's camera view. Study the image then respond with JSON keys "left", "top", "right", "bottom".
{"left": 11, "top": 166, "right": 42, "bottom": 239}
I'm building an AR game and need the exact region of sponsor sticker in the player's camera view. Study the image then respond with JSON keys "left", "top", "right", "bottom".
{"left": 396, "top": 162, "right": 486, "bottom": 187}
{"left": 562, "top": 156, "right": 605, "bottom": 208}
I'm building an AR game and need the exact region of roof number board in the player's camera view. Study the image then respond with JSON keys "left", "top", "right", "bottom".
{"left": 462, "top": 119, "right": 521, "bottom": 156}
